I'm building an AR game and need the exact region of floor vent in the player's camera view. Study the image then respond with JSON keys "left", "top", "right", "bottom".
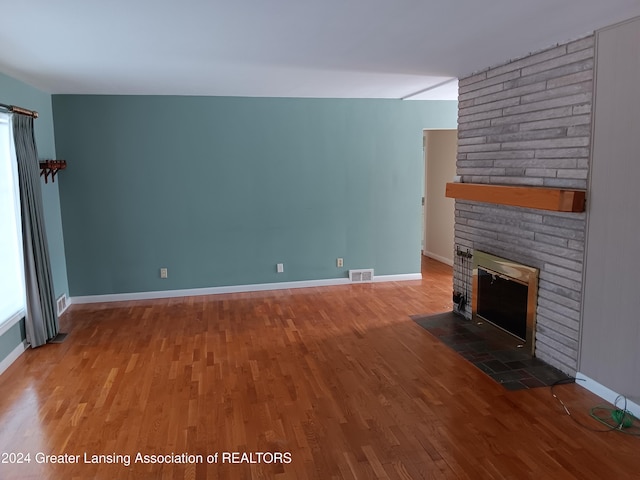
{"left": 56, "top": 294, "right": 68, "bottom": 316}
{"left": 349, "top": 269, "right": 374, "bottom": 283}
{"left": 49, "top": 333, "right": 68, "bottom": 344}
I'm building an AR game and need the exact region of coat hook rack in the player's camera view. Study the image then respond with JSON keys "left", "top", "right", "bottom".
{"left": 39, "top": 160, "right": 67, "bottom": 183}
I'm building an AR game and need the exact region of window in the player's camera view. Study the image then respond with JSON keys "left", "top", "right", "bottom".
{"left": 0, "top": 112, "right": 26, "bottom": 332}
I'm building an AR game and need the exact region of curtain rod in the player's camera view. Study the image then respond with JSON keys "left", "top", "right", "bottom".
{"left": 0, "top": 103, "right": 39, "bottom": 118}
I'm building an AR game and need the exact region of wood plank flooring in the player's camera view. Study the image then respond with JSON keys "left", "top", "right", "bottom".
{"left": 0, "top": 257, "right": 638, "bottom": 479}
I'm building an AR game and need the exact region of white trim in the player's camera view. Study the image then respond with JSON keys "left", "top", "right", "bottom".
{"left": 70, "top": 274, "right": 423, "bottom": 305}
{"left": 576, "top": 372, "right": 640, "bottom": 418}
{"left": 0, "top": 340, "right": 27, "bottom": 377}
{"left": 402, "top": 78, "right": 458, "bottom": 100}
{"left": 72, "top": 278, "right": 351, "bottom": 304}
{"left": 0, "top": 309, "right": 25, "bottom": 337}
{"left": 423, "top": 251, "right": 454, "bottom": 266}
{"left": 373, "top": 273, "right": 422, "bottom": 282}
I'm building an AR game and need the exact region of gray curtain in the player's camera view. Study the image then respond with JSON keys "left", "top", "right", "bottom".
{"left": 13, "top": 114, "right": 58, "bottom": 347}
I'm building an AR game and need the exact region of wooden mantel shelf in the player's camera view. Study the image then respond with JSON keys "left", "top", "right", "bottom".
{"left": 445, "top": 182, "right": 586, "bottom": 212}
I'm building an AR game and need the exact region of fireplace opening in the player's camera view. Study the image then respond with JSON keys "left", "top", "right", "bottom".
{"left": 472, "top": 251, "right": 539, "bottom": 354}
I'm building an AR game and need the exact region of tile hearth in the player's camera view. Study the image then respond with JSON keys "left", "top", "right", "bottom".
{"left": 411, "top": 311, "right": 572, "bottom": 391}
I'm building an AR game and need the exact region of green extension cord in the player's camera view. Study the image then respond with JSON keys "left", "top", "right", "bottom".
{"left": 590, "top": 406, "right": 640, "bottom": 435}
{"left": 611, "top": 409, "right": 634, "bottom": 428}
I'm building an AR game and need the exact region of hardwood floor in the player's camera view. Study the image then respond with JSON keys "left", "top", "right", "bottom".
{"left": 0, "top": 256, "right": 638, "bottom": 479}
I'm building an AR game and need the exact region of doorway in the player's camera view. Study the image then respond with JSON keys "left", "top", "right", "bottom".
{"left": 422, "top": 129, "right": 457, "bottom": 266}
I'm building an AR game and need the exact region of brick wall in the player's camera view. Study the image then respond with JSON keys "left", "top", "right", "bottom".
{"left": 454, "top": 35, "right": 594, "bottom": 375}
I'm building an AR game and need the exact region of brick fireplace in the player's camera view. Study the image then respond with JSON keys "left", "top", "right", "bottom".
{"left": 453, "top": 35, "right": 594, "bottom": 375}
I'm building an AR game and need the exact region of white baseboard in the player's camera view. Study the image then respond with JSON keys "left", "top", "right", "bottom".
{"left": 374, "top": 273, "right": 422, "bottom": 282}
{"left": 0, "top": 340, "right": 27, "bottom": 377}
{"left": 423, "top": 251, "right": 454, "bottom": 266}
{"left": 576, "top": 372, "right": 640, "bottom": 418}
{"left": 70, "top": 273, "right": 421, "bottom": 305}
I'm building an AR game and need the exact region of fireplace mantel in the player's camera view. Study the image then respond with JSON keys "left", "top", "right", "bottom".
{"left": 445, "top": 182, "right": 586, "bottom": 212}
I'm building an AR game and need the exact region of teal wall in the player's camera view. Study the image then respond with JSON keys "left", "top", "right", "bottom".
{"left": 0, "top": 72, "right": 69, "bottom": 364}
{"left": 0, "top": 322, "right": 26, "bottom": 362}
{"left": 52, "top": 95, "right": 457, "bottom": 297}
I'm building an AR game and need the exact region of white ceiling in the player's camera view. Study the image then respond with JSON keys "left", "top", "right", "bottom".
{"left": 1, "top": 1, "right": 640, "bottom": 100}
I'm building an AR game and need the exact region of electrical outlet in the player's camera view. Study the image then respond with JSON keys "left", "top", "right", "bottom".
{"left": 277, "top": 263, "right": 284, "bottom": 273}
{"left": 160, "top": 268, "right": 168, "bottom": 279}
{"left": 337, "top": 258, "right": 344, "bottom": 267}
